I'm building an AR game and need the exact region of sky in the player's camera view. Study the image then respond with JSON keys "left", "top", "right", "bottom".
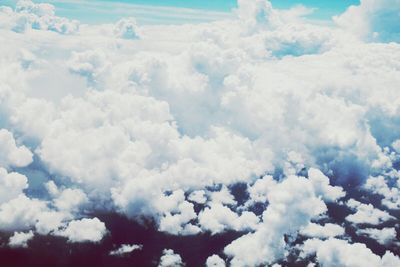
{"left": 1, "top": 0, "right": 361, "bottom": 24}
{"left": 0, "top": 0, "right": 400, "bottom": 267}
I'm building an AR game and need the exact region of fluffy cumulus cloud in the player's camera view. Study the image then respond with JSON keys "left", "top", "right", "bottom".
{"left": 56, "top": 217, "right": 107, "bottom": 243}
{"left": 8, "top": 230, "right": 34, "bottom": 248}
{"left": 0, "top": 0, "right": 79, "bottom": 34}
{"left": 224, "top": 174, "right": 340, "bottom": 266}
{"left": 346, "top": 199, "right": 395, "bottom": 225}
{"left": 300, "top": 223, "right": 345, "bottom": 239}
{"left": 0, "top": 0, "right": 400, "bottom": 265}
{"left": 334, "top": 0, "right": 400, "bottom": 42}
{"left": 0, "top": 129, "right": 32, "bottom": 168}
{"left": 356, "top": 227, "right": 398, "bottom": 245}
{"left": 301, "top": 238, "right": 400, "bottom": 267}
{"left": 206, "top": 255, "right": 226, "bottom": 267}
{"left": 158, "top": 249, "right": 184, "bottom": 267}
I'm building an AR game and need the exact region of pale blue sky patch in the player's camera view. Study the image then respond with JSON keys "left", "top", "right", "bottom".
{"left": 1, "top": 0, "right": 361, "bottom": 24}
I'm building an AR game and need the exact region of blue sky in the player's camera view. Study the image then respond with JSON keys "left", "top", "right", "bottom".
{"left": 2, "top": 0, "right": 360, "bottom": 24}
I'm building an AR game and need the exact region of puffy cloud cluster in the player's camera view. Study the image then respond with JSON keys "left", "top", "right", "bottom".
{"left": 346, "top": 199, "right": 395, "bottom": 225}
{"left": 8, "top": 230, "right": 34, "bottom": 248}
{"left": 0, "top": 0, "right": 399, "bottom": 265}
{"left": 301, "top": 238, "right": 400, "bottom": 267}
{"left": 224, "top": 172, "right": 343, "bottom": 266}
{"left": 113, "top": 18, "right": 141, "bottom": 39}
{"left": 56, "top": 217, "right": 107, "bottom": 243}
{"left": 0, "top": 129, "right": 32, "bottom": 168}
{"left": 334, "top": 0, "right": 400, "bottom": 42}
{"left": 206, "top": 255, "right": 226, "bottom": 267}
{"left": 0, "top": 0, "right": 79, "bottom": 34}
{"left": 158, "top": 249, "right": 184, "bottom": 267}
{"left": 356, "top": 227, "right": 398, "bottom": 245}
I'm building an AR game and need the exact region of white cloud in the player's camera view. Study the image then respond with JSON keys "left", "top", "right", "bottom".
{"left": 158, "top": 249, "right": 184, "bottom": 267}
{"left": 53, "top": 188, "right": 89, "bottom": 213}
{"left": 0, "top": 168, "right": 28, "bottom": 204}
{"left": 301, "top": 238, "right": 400, "bottom": 267}
{"left": 0, "top": 195, "right": 47, "bottom": 231}
{"left": 109, "top": 244, "right": 143, "bottom": 256}
{"left": 56, "top": 217, "right": 107, "bottom": 243}
{"left": 8, "top": 230, "right": 34, "bottom": 248}
{"left": 0, "top": 0, "right": 400, "bottom": 265}
{"left": 0, "top": 129, "right": 32, "bottom": 168}
{"left": 206, "top": 254, "right": 226, "bottom": 267}
{"left": 198, "top": 203, "right": 259, "bottom": 234}
{"left": 356, "top": 227, "right": 398, "bottom": 245}
{"left": 0, "top": 0, "right": 79, "bottom": 34}
{"left": 224, "top": 175, "right": 328, "bottom": 266}
{"left": 346, "top": 199, "right": 395, "bottom": 225}
{"left": 114, "top": 17, "right": 140, "bottom": 39}
{"left": 334, "top": 0, "right": 400, "bottom": 42}
{"left": 364, "top": 176, "right": 400, "bottom": 210}
{"left": 300, "top": 223, "right": 345, "bottom": 238}
{"left": 188, "top": 190, "right": 207, "bottom": 204}
{"left": 308, "top": 168, "right": 345, "bottom": 202}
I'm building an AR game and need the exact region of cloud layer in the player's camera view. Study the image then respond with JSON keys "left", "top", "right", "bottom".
{"left": 0, "top": 0, "right": 399, "bottom": 266}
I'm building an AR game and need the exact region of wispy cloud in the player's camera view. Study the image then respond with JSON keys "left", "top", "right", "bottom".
{"left": 43, "top": 0, "right": 234, "bottom": 24}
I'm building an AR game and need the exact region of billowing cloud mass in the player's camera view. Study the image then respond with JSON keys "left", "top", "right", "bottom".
{"left": 0, "top": 0, "right": 399, "bottom": 266}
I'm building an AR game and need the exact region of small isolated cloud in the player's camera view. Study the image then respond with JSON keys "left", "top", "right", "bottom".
{"left": 8, "top": 230, "right": 34, "bottom": 248}
{"left": 158, "top": 249, "right": 184, "bottom": 267}
{"left": 206, "top": 254, "right": 226, "bottom": 267}
{"left": 56, "top": 217, "right": 107, "bottom": 243}
{"left": 109, "top": 244, "right": 143, "bottom": 256}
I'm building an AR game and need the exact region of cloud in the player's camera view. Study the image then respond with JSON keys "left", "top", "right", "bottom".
{"left": 300, "top": 223, "right": 345, "bottom": 239}
{"left": 206, "top": 254, "right": 226, "bottom": 267}
{"left": 334, "top": 0, "right": 400, "bottom": 42}
{"left": 0, "top": 0, "right": 79, "bottom": 34}
{"left": 109, "top": 244, "right": 143, "bottom": 256}
{"left": 0, "top": 129, "right": 33, "bottom": 168}
{"left": 113, "top": 18, "right": 141, "bottom": 39}
{"left": 356, "top": 227, "right": 398, "bottom": 245}
{"left": 55, "top": 217, "right": 107, "bottom": 243}
{"left": 0, "top": 0, "right": 400, "bottom": 265}
{"left": 364, "top": 175, "right": 400, "bottom": 210}
{"left": 0, "top": 195, "right": 47, "bottom": 231}
{"left": 8, "top": 230, "right": 34, "bottom": 248}
{"left": 187, "top": 190, "right": 207, "bottom": 204}
{"left": 158, "top": 249, "right": 184, "bottom": 267}
{"left": 224, "top": 175, "right": 332, "bottom": 266}
{"left": 0, "top": 168, "right": 28, "bottom": 204}
{"left": 198, "top": 203, "right": 259, "bottom": 234}
{"left": 301, "top": 238, "right": 400, "bottom": 267}
{"left": 346, "top": 199, "right": 395, "bottom": 225}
